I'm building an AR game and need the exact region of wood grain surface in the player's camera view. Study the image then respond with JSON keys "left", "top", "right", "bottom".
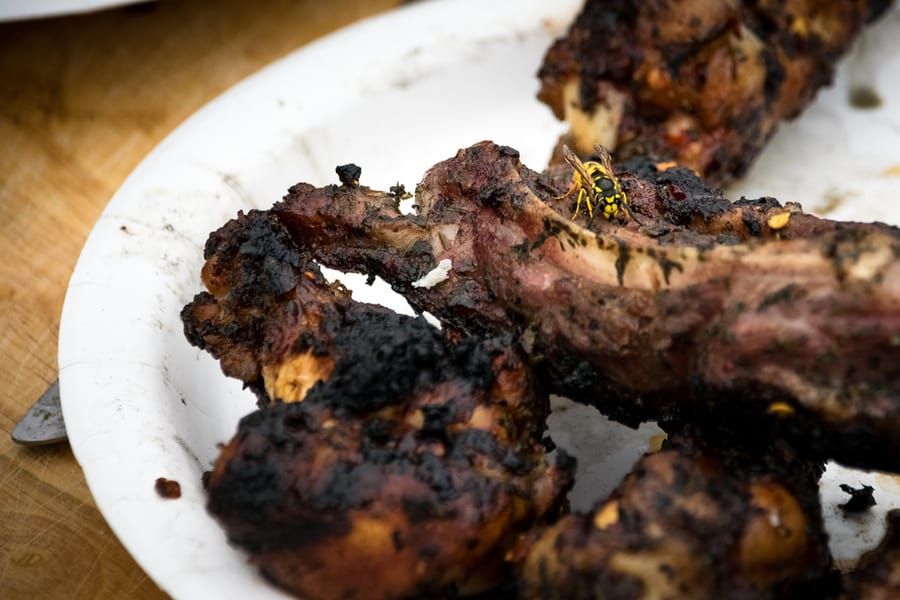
{"left": 0, "top": 0, "right": 404, "bottom": 597}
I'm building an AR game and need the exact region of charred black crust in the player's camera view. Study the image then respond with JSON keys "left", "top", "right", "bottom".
{"left": 654, "top": 167, "right": 732, "bottom": 225}
{"left": 564, "top": 0, "right": 642, "bottom": 111}
{"left": 521, "top": 425, "right": 837, "bottom": 598}
{"left": 839, "top": 484, "right": 877, "bottom": 513}
{"left": 181, "top": 210, "right": 306, "bottom": 357}
{"left": 760, "top": 43, "right": 787, "bottom": 106}
{"left": 204, "top": 305, "right": 557, "bottom": 564}
{"left": 307, "top": 308, "right": 493, "bottom": 415}
{"left": 742, "top": 213, "right": 763, "bottom": 237}
{"left": 181, "top": 210, "right": 345, "bottom": 404}
{"left": 207, "top": 431, "right": 293, "bottom": 539}
{"left": 189, "top": 210, "right": 313, "bottom": 330}
{"left": 180, "top": 292, "right": 216, "bottom": 351}
{"left": 209, "top": 391, "right": 547, "bottom": 550}
{"left": 202, "top": 210, "right": 304, "bottom": 294}
{"left": 335, "top": 163, "right": 362, "bottom": 187}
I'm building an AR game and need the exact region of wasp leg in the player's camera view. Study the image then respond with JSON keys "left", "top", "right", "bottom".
{"left": 553, "top": 181, "right": 577, "bottom": 201}
{"left": 573, "top": 188, "right": 594, "bottom": 220}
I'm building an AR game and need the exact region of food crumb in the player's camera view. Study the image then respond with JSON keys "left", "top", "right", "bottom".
{"left": 648, "top": 433, "right": 667, "bottom": 452}
{"left": 766, "top": 212, "right": 791, "bottom": 231}
{"left": 848, "top": 85, "right": 882, "bottom": 109}
{"left": 839, "top": 483, "right": 876, "bottom": 513}
{"left": 335, "top": 163, "right": 362, "bottom": 187}
{"left": 155, "top": 477, "right": 182, "bottom": 499}
{"left": 411, "top": 259, "right": 452, "bottom": 288}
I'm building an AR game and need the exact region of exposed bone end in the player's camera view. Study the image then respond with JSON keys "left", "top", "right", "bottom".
{"left": 562, "top": 78, "right": 625, "bottom": 155}
{"left": 843, "top": 237, "right": 897, "bottom": 283}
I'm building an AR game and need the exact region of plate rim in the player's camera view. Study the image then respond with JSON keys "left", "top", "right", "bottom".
{"left": 57, "top": 1, "right": 581, "bottom": 597}
{"left": 0, "top": 0, "right": 152, "bottom": 22}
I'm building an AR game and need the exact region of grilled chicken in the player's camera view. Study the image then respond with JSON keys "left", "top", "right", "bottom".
{"left": 185, "top": 209, "right": 573, "bottom": 600}
{"left": 181, "top": 154, "right": 878, "bottom": 599}
{"left": 181, "top": 210, "right": 353, "bottom": 407}
{"left": 517, "top": 433, "right": 834, "bottom": 599}
{"left": 273, "top": 141, "right": 900, "bottom": 471}
{"left": 538, "top": 0, "right": 890, "bottom": 184}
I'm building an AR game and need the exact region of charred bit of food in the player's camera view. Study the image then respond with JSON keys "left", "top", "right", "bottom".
{"left": 538, "top": 0, "right": 892, "bottom": 184}
{"left": 517, "top": 432, "right": 835, "bottom": 600}
{"left": 186, "top": 211, "right": 573, "bottom": 600}
{"left": 839, "top": 483, "right": 877, "bottom": 513}
{"left": 154, "top": 477, "right": 181, "bottom": 499}
{"left": 274, "top": 141, "right": 900, "bottom": 472}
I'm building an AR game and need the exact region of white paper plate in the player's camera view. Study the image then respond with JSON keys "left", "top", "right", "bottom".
{"left": 58, "top": 1, "right": 900, "bottom": 597}
{"left": 0, "top": 0, "right": 152, "bottom": 22}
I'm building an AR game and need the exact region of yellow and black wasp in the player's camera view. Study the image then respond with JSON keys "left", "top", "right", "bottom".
{"left": 559, "top": 144, "right": 640, "bottom": 224}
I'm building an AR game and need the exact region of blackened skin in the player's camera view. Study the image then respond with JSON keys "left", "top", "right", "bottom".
{"left": 517, "top": 432, "right": 836, "bottom": 600}
{"left": 843, "top": 510, "right": 900, "bottom": 599}
{"left": 206, "top": 333, "right": 573, "bottom": 600}
{"left": 274, "top": 141, "right": 900, "bottom": 472}
{"left": 188, "top": 206, "right": 573, "bottom": 599}
{"left": 538, "top": 0, "right": 889, "bottom": 185}
{"left": 181, "top": 209, "right": 358, "bottom": 406}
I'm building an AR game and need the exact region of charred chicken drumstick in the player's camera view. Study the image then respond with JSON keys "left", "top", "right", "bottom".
{"left": 538, "top": 0, "right": 890, "bottom": 184}
{"left": 273, "top": 141, "right": 900, "bottom": 472}
{"left": 517, "top": 433, "right": 833, "bottom": 600}
{"left": 183, "top": 210, "right": 573, "bottom": 599}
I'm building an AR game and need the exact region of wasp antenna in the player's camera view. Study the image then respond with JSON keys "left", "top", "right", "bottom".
{"left": 624, "top": 204, "right": 645, "bottom": 226}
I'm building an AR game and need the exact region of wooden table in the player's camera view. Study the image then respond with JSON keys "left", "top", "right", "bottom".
{"left": 0, "top": 1, "right": 404, "bottom": 596}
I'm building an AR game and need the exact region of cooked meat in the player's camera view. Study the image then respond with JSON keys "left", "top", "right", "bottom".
{"left": 188, "top": 209, "right": 573, "bottom": 599}
{"left": 181, "top": 210, "right": 354, "bottom": 407}
{"left": 273, "top": 141, "right": 900, "bottom": 471}
{"left": 517, "top": 433, "right": 834, "bottom": 600}
{"left": 538, "top": 0, "right": 890, "bottom": 184}
{"left": 844, "top": 510, "right": 900, "bottom": 599}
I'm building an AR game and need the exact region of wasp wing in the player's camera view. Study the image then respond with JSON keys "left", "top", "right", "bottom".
{"left": 561, "top": 145, "right": 595, "bottom": 186}
{"left": 592, "top": 144, "right": 616, "bottom": 178}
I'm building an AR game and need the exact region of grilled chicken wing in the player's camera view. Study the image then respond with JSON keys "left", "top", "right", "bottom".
{"left": 517, "top": 433, "right": 834, "bottom": 599}
{"left": 181, "top": 210, "right": 355, "bottom": 407}
{"left": 185, "top": 208, "right": 573, "bottom": 599}
{"left": 538, "top": 0, "right": 890, "bottom": 184}
{"left": 273, "top": 142, "right": 900, "bottom": 471}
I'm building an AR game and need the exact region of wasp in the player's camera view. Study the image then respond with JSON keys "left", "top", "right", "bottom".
{"left": 559, "top": 144, "right": 640, "bottom": 223}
